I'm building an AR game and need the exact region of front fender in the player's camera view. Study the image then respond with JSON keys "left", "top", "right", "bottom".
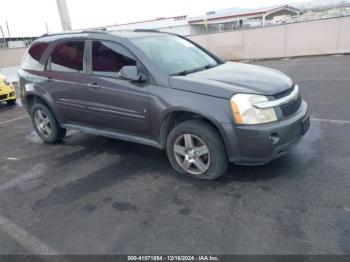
{"left": 148, "top": 85, "right": 236, "bottom": 157}
{"left": 159, "top": 106, "right": 233, "bottom": 153}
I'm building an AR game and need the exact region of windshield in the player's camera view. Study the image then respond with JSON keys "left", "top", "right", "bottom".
{"left": 131, "top": 35, "right": 219, "bottom": 75}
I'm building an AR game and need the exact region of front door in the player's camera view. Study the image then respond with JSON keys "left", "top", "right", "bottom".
{"left": 85, "top": 40, "right": 150, "bottom": 137}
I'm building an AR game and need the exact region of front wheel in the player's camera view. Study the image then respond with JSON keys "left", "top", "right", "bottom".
{"left": 166, "top": 120, "right": 228, "bottom": 180}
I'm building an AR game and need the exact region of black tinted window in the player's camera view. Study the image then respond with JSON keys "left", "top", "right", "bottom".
{"left": 21, "top": 41, "right": 49, "bottom": 71}
{"left": 50, "top": 41, "right": 85, "bottom": 73}
{"left": 92, "top": 41, "right": 136, "bottom": 77}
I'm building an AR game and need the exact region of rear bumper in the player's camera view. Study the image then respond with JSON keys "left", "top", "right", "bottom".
{"left": 223, "top": 101, "right": 310, "bottom": 165}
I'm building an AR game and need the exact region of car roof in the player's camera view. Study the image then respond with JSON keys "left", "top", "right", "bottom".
{"left": 37, "top": 30, "right": 172, "bottom": 42}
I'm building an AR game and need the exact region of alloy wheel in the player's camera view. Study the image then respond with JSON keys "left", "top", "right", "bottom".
{"left": 173, "top": 134, "right": 210, "bottom": 175}
{"left": 34, "top": 110, "right": 52, "bottom": 138}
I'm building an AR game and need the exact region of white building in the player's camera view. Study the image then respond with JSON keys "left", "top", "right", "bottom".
{"left": 104, "top": 5, "right": 300, "bottom": 36}
{"left": 106, "top": 16, "right": 199, "bottom": 36}
{"left": 189, "top": 5, "right": 300, "bottom": 34}
{"left": 104, "top": 5, "right": 299, "bottom": 35}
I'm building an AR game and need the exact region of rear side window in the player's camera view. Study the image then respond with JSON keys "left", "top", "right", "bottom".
{"left": 21, "top": 41, "right": 49, "bottom": 71}
{"left": 92, "top": 41, "right": 136, "bottom": 77}
{"left": 50, "top": 41, "right": 85, "bottom": 73}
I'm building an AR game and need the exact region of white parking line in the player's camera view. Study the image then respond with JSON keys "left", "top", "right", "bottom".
{"left": 0, "top": 115, "right": 29, "bottom": 125}
{"left": 0, "top": 214, "right": 59, "bottom": 255}
{"left": 0, "top": 164, "right": 46, "bottom": 193}
{"left": 311, "top": 117, "right": 350, "bottom": 125}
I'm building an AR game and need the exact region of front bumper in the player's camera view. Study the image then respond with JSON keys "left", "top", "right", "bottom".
{"left": 0, "top": 85, "right": 16, "bottom": 102}
{"left": 224, "top": 101, "right": 310, "bottom": 165}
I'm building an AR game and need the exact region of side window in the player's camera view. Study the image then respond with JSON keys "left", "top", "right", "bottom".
{"left": 92, "top": 41, "right": 136, "bottom": 77}
{"left": 21, "top": 41, "right": 49, "bottom": 71}
{"left": 50, "top": 41, "right": 85, "bottom": 73}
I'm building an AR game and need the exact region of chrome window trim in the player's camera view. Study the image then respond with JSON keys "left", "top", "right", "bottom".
{"left": 253, "top": 85, "right": 299, "bottom": 109}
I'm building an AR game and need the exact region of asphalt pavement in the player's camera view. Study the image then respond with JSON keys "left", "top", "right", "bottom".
{"left": 0, "top": 55, "right": 349, "bottom": 255}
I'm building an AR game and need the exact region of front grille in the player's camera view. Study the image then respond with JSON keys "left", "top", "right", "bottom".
{"left": 274, "top": 85, "right": 302, "bottom": 117}
{"left": 280, "top": 94, "right": 302, "bottom": 117}
{"left": 0, "top": 94, "right": 7, "bottom": 101}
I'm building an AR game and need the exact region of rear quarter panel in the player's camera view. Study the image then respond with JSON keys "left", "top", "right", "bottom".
{"left": 18, "top": 68, "right": 65, "bottom": 125}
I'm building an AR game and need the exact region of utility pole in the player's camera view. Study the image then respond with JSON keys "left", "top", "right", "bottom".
{"left": 6, "top": 21, "right": 10, "bottom": 38}
{"left": 0, "top": 25, "right": 8, "bottom": 48}
{"left": 56, "top": 0, "right": 72, "bottom": 31}
{"left": 45, "top": 22, "right": 49, "bottom": 33}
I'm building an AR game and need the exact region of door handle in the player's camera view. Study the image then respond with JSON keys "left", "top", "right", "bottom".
{"left": 87, "top": 82, "right": 100, "bottom": 89}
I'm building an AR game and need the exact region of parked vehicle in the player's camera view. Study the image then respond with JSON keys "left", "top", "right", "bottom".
{"left": 0, "top": 73, "right": 16, "bottom": 105}
{"left": 18, "top": 30, "right": 310, "bottom": 180}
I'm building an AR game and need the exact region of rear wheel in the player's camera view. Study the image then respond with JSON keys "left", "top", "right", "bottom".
{"left": 166, "top": 120, "right": 228, "bottom": 180}
{"left": 6, "top": 99, "right": 16, "bottom": 105}
{"left": 30, "top": 103, "right": 66, "bottom": 143}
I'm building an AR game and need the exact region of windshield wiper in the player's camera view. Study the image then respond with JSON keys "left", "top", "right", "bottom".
{"left": 171, "top": 64, "right": 218, "bottom": 76}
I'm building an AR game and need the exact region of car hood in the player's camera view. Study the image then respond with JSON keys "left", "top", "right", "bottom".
{"left": 169, "top": 62, "right": 293, "bottom": 99}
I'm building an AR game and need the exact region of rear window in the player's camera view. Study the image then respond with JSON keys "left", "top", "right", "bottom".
{"left": 21, "top": 41, "right": 49, "bottom": 71}
{"left": 49, "top": 41, "right": 85, "bottom": 73}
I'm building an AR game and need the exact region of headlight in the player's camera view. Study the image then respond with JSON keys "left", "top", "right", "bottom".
{"left": 230, "top": 93, "right": 277, "bottom": 124}
{"left": 4, "top": 79, "right": 11, "bottom": 86}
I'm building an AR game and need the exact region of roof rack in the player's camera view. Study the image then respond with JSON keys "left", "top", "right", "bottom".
{"left": 40, "top": 29, "right": 108, "bottom": 38}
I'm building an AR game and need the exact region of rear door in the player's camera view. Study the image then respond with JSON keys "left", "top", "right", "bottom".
{"left": 45, "top": 40, "right": 90, "bottom": 125}
{"left": 85, "top": 40, "right": 150, "bottom": 137}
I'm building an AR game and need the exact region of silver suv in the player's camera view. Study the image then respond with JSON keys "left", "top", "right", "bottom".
{"left": 19, "top": 30, "right": 310, "bottom": 180}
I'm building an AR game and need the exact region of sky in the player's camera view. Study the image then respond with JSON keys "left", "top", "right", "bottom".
{"left": 0, "top": 0, "right": 309, "bottom": 37}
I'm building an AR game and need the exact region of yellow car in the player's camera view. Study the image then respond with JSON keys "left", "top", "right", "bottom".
{"left": 0, "top": 73, "right": 16, "bottom": 105}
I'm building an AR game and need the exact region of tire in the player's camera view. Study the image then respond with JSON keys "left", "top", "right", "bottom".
{"left": 30, "top": 103, "right": 66, "bottom": 143}
{"left": 6, "top": 99, "right": 16, "bottom": 105}
{"left": 166, "top": 120, "right": 228, "bottom": 180}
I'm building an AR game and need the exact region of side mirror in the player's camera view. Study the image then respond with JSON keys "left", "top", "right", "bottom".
{"left": 119, "top": 66, "right": 142, "bottom": 82}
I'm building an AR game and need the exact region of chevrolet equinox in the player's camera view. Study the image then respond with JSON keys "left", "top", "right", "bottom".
{"left": 19, "top": 30, "right": 310, "bottom": 180}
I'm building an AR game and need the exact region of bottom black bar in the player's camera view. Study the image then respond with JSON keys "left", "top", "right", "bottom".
{"left": 0, "top": 255, "right": 349, "bottom": 262}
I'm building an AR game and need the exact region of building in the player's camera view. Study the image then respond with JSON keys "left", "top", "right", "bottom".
{"left": 106, "top": 16, "right": 200, "bottom": 36}
{"left": 299, "top": 2, "right": 350, "bottom": 20}
{"left": 104, "top": 5, "right": 300, "bottom": 36}
{"left": 189, "top": 5, "right": 300, "bottom": 34}
{"left": 0, "top": 4, "right": 303, "bottom": 50}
